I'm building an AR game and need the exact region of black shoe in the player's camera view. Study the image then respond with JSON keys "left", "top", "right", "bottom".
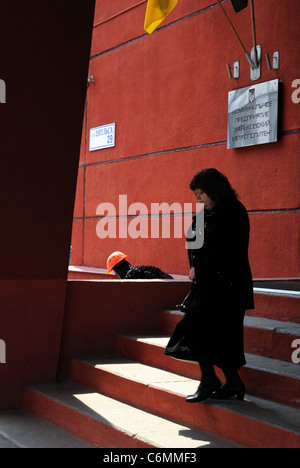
{"left": 186, "top": 380, "right": 221, "bottom": 403}
{"left": 212, "top": 383, "right": 246, "bottom": 401}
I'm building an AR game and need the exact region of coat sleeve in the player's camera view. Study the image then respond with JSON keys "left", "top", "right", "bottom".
{"left": 193, "top": 200, "right": 250, "bottom": 283}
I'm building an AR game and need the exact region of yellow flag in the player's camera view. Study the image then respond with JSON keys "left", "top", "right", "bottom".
{"left": 144, "top": 0, "right": 179, "bottom": 34}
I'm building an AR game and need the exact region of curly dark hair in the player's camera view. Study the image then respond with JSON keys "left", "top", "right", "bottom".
{"left": 190, "top": 168, "right": 238, "bottom": 203}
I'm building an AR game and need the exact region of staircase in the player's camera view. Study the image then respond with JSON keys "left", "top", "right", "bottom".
{"left": 23, "top": 286, "right": 300, "bottom": 448}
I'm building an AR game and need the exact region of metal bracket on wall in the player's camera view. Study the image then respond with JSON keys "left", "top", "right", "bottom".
{"left": 87, "top": 75, "right": 95, "bottom": 86}
{"left": 250, "top": 45, "right": 261, "bottom": 81}
{"left": 227, "top": 61, "right": 240, "bottom": 79}
{"left": 265, "top": 51, "right": 279, "bottom": 71}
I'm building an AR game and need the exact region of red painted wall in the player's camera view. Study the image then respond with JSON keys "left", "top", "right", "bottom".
{"left": 72, "top": 0, "right": 300, "bottom": 278}
{"left": 57, "top": 279, "right": 190, "bottom": 381}
{"left": 0, "top": 0, "right": 95, "bottom": 409}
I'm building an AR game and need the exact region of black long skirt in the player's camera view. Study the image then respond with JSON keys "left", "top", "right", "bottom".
{"left": 165, "top": 305, "right": 246, "bottom": 370}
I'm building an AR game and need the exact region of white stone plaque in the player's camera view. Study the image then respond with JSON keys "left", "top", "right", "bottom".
{"left": 228, "top": 79, "right": 278, "bottom": 149}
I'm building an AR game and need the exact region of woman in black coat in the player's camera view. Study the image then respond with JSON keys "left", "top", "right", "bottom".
{"left": 165, "top": 168, "right": 254, "bottom": 402}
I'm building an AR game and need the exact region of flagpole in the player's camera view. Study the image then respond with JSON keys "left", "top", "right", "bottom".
{"left": 216, "top": 0, "right": 253, "bottom": 67}
{"left": 250, "top": 0, "right": 258, "bottom": 67}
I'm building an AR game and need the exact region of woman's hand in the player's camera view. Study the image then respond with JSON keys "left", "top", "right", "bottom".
{"left": 189, "top": 267, "right": 196, "bottom": 281}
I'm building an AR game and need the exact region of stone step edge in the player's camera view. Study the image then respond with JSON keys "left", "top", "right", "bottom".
{"left": 162, "top": 310, "right": 300, "bottom": 336}
{"left": 117, "top": 334, "right": 300, "bottom": 408}
{"left": 70, "top": 356, "right": 300, "bottom": 448}
{"left": 160, "top": 311, "right": 300, "bottom": 361}
{"left": 119, "top": 334, "right": 300, "bottom": 380}
{"left": 23, "top": 383, "right": 237, "bottom": 449}
{"left": 0, "top": 408, "right": 92, "bottom": 448}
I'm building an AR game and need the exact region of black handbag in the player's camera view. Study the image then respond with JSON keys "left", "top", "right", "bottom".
{"left": 178, "top": 281, "right": 200, "bottom": 314}
{"left": 165, "top": 285, "right": 200, "bottom": 362}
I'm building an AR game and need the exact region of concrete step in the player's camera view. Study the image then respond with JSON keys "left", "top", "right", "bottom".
{"left": 23, "top": 382, "right": 237, "bottom": 448}
{"left": 252, "top": 289, "right": 300, "bottom": 323}
{"left": 243, "top": 315, "right": 300, "bottom": 361}
{"left": 70, "top": 356, "right": 300, "bottom": 448}
{"left": 117, "top": 334, "right": 300, "bottom": 408}
{"left": 159, "top": 310, "right": 300, "bottom": 362}
{"left": 0, "top": 408, "right": 92, "bottom": 448}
